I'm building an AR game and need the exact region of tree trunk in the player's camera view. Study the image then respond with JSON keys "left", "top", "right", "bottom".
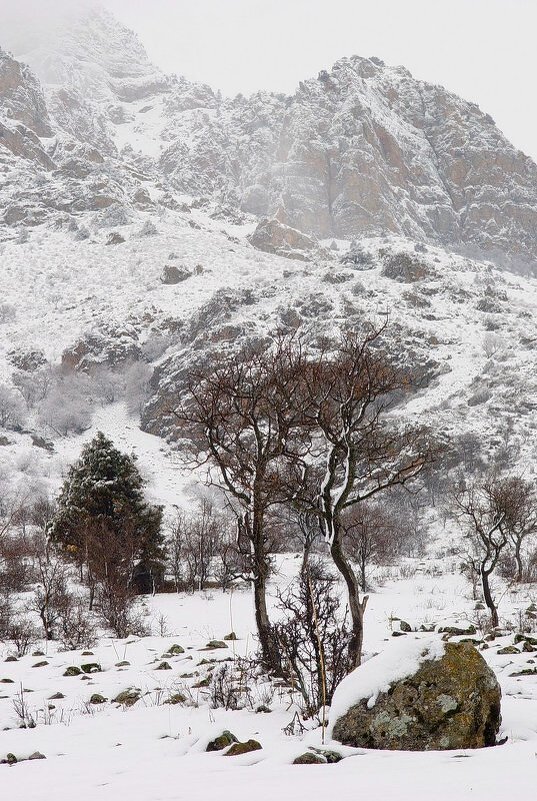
{"left": 514, "top": 539, "right": 523, "bottom": 583}
{"left": 253, "top": 573, "right": 280, "bottom": 673}
{"left": 330, "top": 534, "right": 368, "bottom": 668}
{"left": 301, "top": 539, "right": 313, "bottom": 575}
{"left": 359, "top": 554, "right": 367, "bottom": 593}
{"left": 481, "top": 567, "right": 499, "bottom": 628}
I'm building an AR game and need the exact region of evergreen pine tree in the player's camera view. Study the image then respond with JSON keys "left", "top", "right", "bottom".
{"left": 50, "top": 432, "right": 164, "bottom": 592}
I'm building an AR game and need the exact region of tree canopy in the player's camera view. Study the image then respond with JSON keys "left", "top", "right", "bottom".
{"left": 50, "top": 432, "right": 164, "bottom": 582}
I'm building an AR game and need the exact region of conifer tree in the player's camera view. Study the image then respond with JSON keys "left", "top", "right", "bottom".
{"left": 50, "top": 432, "right": 164, "bottom": 594}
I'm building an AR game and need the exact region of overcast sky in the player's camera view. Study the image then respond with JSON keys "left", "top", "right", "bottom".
{"left": 2, "top": 0, "right": 536, "bottom": 160}
{"left": 99, "top": 0, "right": 536, "bottom": 160}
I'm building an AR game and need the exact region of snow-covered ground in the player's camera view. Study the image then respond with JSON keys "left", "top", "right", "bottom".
{"left": 1, "top": 555, "right": 537, "bottom": 800}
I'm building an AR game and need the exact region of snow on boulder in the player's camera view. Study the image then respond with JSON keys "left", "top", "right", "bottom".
{"left": 328, "top": 636, "right": 501, "bottom": 751}
{"left": 247, "top": 218, "right": 319, "bottom": 261}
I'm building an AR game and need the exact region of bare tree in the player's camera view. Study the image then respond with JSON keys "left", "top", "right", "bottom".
{"left": 294, "top": 510, "right": 321, "bottom": 573}
{"left": 168, "top": 511, "right": 187, "bottom": 592}
{"left": 498, "top": 477, "right": 537, "bottom": 583}
{"left": 96, "top": 577, "right": 145, "bottom": 638}
{"left": 0, "top": 384, "right": 27, "bottom": 430}
{"left": 342, "top": 501, "right": 400, "bottom": 591}
{"left": 212, "top": 524, "right": 250, "bottom": 592}
{"left": 187, "top": 499, "right": 220, "bottom": 591}
{"left": 12, "top": 367, "right": 53, "bottom": 410}
{"left": 0, "top": 489, "right": 33, "bottom": 544}
{"left": 173, "top": 335, "right": 310, "bottom": 672}
{"left": 28, "top": 532, "right": 70, "bottom": 640}
{"left": 168, "top": 505, "right": 246, "bottom": 593}
{"left": 0, "top": 533, "right": 34, "bottom": 594}
{"left": 455, "top": 479, "right": 511, "bottom": 627}
{"left": 274, "top": 559, "right": 351, "bottom": 717}
{"left": 300, "top": 326, "right": 433, "bottom": 667}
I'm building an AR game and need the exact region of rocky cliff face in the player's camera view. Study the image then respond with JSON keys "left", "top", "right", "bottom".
{"left": 1, "top": 6, "right": 536, "bottom": 264}
{"left": 160, "top": 56, "right": 537, "bottom": 263}
{"left": 0, "top": 48, "right": 52, "bottom": 138}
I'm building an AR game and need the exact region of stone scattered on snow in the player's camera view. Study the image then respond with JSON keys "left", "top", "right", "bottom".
{"left": 62, "top": 664, "right": 85, "bottom": 676}
{"left": 164, "top": 693, "right": 187, "bottom": 705}
{"left": 201, "top": 641, "right": 228, "bottom": 651}
{"left": 113, "top": 689, "right": 141, "bottom": 707}
{"left": 89, "top": 694, "right": 107, "bottom": 704}
{"left": 206, "top": 731, "right": 238, "bottom": 752}
{"left": 225, "top": 739, "right": 262, "bottom": 756}
{"left": 247, "top": 218, "right": 319, "bottom": 261}
{"left": 438, "top": 624, "right": 477, "bottom": 637}
{"left": 160, "top": 264, "right": 191, "bottom": 284}
{"left": 293, "top": 752, "right": 326, "bottom": 765}
{"left": 80, "top": 663, "right": 102, "bottom": 674}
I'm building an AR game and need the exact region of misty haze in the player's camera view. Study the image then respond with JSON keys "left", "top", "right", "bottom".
{"left": 0, "top": 3, "right": 536, "bottom": 800}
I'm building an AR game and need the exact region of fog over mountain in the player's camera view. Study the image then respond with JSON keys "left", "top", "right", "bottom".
{"left": 0, "top": 7, "right": 537, "bottom": 800}
{"left": 2, "top": 3, "right": 537, "bottom": 264}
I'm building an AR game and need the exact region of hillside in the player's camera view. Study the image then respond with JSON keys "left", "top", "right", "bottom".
{"left": 1, "top": 6, "right": 537, "bottom": 800}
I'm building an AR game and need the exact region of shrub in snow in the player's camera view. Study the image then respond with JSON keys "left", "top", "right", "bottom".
{"left": 38, "top": 386, "right": 93, "bottom": 436}
{"left": 382, "top": 252, "right": 429, "bottom": 282}
{"left": 37, "top": 371, "right": 96, "bottom": 435}
{"left": 274, "top": 560, "right": 352, "bottom": 717}
{"left": 0, "top": 384, "right": 27, "bottom": 430}
{"left": 0, "top": 302, "right": 16, "bottom": 324}
{"left": 138, "top": 219, "right": 158, "bottom": 237}
{"left": 340, "top": 243, "right": 375, "bottom": 270}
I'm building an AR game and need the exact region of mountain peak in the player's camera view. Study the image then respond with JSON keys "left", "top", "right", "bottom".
{"left": 1, "top": 7, "right": 537, "bottom": 265}
{"left": 2, "top": 2, "right": 167, "bottom": 102}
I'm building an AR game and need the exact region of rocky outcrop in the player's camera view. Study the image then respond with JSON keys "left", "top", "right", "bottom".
{"left": 0, "top": 49, "right": 52, "bottom": 137}
{"left": 61, "top": 324, "right": 141, "bottom": 371}
{"left": 0, "top": 49, "right": 55, "bottom": 172}
{"left": 248, "top": 218, "right": 319, "bottom": 260}
{"left": 3, "top": 9, "right": 537, "bottom": 263}
{"left": 0, "top": 121, "right": 54, "bottom": 169}
{"left": 330, "top": 641, "right": 501, "bottom": 751}
{"left": 160, "top": 57, "right": 537, "bottom": 263}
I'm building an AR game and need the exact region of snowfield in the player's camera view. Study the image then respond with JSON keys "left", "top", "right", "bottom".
{"left": 1, "top": 557, "right": 537, "bottom": 800}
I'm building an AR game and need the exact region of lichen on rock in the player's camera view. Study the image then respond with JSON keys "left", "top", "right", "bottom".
{"left": 330, "top": 639, "right": 501, "bottom": 751}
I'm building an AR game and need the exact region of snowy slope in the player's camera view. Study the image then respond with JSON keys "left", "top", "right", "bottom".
{"left": 1, "top": 558, "right": 537, "bottom": 800}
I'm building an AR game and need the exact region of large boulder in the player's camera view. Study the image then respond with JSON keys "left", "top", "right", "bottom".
{"left": 329, "top": 637, "right": 501, "bottom": 751}
{"left": 247, "top": 218, "right": 319, "bottom": 261}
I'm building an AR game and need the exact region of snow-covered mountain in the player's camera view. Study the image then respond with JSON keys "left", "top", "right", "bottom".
{"left": 0, "top": 2, "right": 537, "bottom": 503}
{"left": 2, "top": 9, "right": 537, "bottom": 799}
{"left": 3, "top": 4, "right": 537, "bottom": 261}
